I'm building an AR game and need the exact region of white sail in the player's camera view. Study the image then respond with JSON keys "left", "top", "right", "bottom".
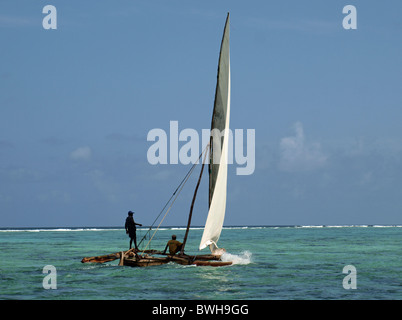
{"left": 199, "top": 13, "right": 231, "bottom": 252}
{"left": 199, "top": 72, "right": 230, "bottom": 251}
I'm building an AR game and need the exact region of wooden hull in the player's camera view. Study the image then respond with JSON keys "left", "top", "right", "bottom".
{"left": 193, "top": 260, "right": 232, "bottom": 267}
{"left": 82, "top": 250, "right": 232, "bottom": 267}
{"left": 122, "top": 253, "right": 232, "bottom": 267}
{"left": 81, "top": 252, "right": 121, "bottom": 263}
{"left": 81, "top": 249, "right": 161, "bottom": 264}
{"left": 123, "top": 256, "right": 171, "bottom": 267}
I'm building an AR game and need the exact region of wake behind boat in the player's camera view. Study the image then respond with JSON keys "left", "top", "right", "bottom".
{"left": 82, "top": 13, "right": 232, "bottom": 267}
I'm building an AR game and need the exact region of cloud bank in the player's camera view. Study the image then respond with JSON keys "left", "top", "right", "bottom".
{"left": 279, "top": 122, "right": 327, "bottom": 172}
{"left": 70, "top": 146, "right": 92, "bottom": 161}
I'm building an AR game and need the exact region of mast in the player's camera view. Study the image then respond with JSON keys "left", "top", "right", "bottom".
{"left": 180, "top": 148, "right": 209, "bottom": 255}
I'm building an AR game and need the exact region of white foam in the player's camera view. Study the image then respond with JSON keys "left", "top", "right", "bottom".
{"left": 221, "top": 250, "right": 252, "bottom": 265}
{"left": 0, "top": 228, "right": 117, "bottom": 232}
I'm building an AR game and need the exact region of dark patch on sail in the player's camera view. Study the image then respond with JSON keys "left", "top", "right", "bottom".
{"left": 209, "top": 13, "right": 230, "bottom": 207}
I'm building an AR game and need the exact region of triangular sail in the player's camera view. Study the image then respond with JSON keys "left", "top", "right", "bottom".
{"left": 199, "top": 13, "right": 230, "bottom": 252}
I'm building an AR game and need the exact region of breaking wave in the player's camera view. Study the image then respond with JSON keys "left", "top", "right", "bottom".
{"left": 221, "top": 250, "right": 252, "bottom": 265}
{"left": 1, "top": 225, "right": 401, "bottom": 233}
{"left": 0, "top": 228, "right": 119, "bottom": 232}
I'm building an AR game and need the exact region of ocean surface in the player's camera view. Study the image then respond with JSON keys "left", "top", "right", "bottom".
{"left": 0, "top": 225, "right": 401, "bottom": 300}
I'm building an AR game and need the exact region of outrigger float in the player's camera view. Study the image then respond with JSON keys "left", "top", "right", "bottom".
{"left": 82, "top": 13, "right": 233, "bottom": 268}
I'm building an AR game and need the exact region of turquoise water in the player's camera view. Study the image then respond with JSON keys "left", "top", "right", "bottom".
{"left": 0, "top": 226, "right": 401, "bottom": 300}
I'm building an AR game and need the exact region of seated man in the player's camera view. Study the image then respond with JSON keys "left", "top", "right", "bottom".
{"left": 163, "top": 235, "right": 183, "bottom": 255}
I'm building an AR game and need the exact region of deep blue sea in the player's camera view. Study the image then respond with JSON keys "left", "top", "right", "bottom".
{"left": 0, "top": 225, "right": 401, "bottom": 300}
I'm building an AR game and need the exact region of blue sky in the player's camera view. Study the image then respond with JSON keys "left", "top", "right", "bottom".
{"left": 1, "top": 1, "right": 401, "bottom": 227}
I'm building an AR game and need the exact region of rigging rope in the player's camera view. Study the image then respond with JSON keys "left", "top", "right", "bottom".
{"left": 139, "top": 144, "right": 209, "bottom": 254}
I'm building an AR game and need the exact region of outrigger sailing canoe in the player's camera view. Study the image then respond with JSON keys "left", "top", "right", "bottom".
{"left": 82, "top": 13, "right": 232, "bottom": 267}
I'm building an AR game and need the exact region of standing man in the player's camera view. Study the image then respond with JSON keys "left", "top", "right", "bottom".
{"left": 125, "top": 211, "right": 142, "bottom": 250}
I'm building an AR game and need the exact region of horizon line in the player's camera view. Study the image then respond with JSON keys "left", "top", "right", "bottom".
{"left": 1, "top": 224, "right": 401, "bottom": 231}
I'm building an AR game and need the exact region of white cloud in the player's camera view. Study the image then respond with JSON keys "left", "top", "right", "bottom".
{"left": 0, "top": 193, "right": 12, "bottom": 202}
{"left": 37, "top": 190, "right": 71, "bottom": 203}
{"left": 150, "top": 169, "right": 172, "bottom": 181}
{"left": 359, "top": 171, "right": 373, "bottom": 186}
{"left": 1, "top": 167, "right": 42, "bottom": 182}
{"left": 86, "top": 169, "right": 120, "bottom": 203}
{"left": 0, "top": 14, "right": 36, "bottom": 27}
{"left": 70, "top": 146, "right": 92, "bottom": 161}
{"left": 279, "top": 122, "right": 327, "bottom": 172}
